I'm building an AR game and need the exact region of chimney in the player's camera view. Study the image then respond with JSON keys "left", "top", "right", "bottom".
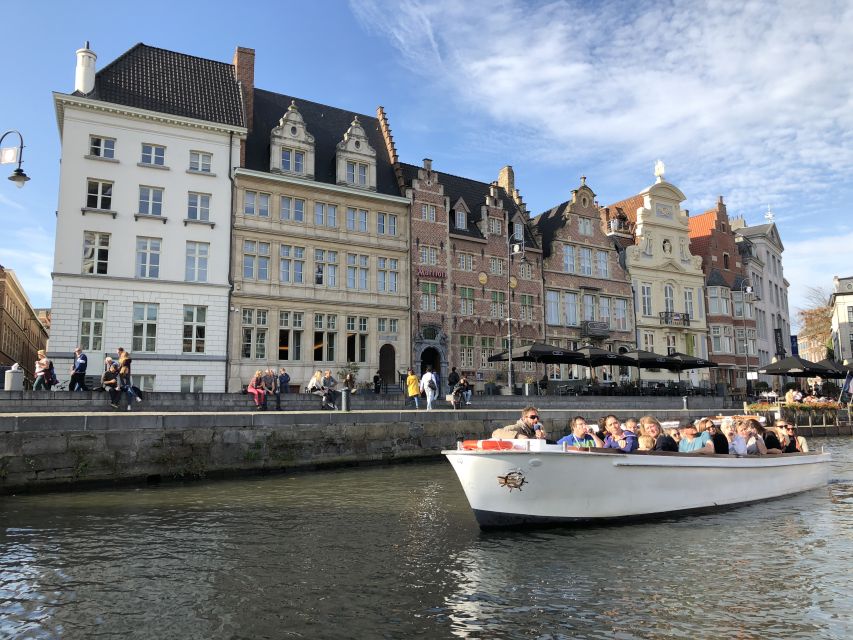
{"left": 497, "top": 165, "right": 515, "bottom": 195}
{"left": 75, "top": 41, "right": 97, "bottom": 94}
{"left": 233, "top": 46, "right": 255, "bottom": 131}
{"left": 423, "top": 158, "right": 432, "bottom": 171}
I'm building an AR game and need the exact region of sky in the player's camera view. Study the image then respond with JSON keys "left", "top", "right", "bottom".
{"left": 1, "top": 0, "right": 851, "bottom": 328}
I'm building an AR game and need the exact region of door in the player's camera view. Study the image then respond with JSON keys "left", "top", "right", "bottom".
{"left": 379, "top": 344, "right": 395, "bottom": 384}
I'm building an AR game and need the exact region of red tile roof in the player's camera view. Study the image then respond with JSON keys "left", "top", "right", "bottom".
{"left": 604, "top": 194, "right": 645, "bottom": 224}
{"left": 687, "top": 209, "right": 717, "bottom": 239}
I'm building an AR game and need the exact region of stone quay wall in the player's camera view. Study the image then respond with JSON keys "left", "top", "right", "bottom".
{"left": 1, "top": 407, "right": 849, "bottom": 495}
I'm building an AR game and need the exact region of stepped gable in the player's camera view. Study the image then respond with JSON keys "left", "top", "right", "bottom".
{"left": 247, "top": 89, "right": 400, "bottom": 197}
{"left": 81, "top": 42, "right": 244, "bottom": 127}
{"left": 687, "top": 208, "right": 717, "bottom": 256}
{"left": 400, "top": 162, "right": 538, "bottom": 248}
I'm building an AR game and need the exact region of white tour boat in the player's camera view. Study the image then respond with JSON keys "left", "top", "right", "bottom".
{"left": 443, "top": 439, "right": 831, "bottom": 528}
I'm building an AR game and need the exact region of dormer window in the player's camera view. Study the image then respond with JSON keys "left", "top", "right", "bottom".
{"left": 513, "top": 221, "right": 523, "bottom": 241}
{"left": 346, "top": 161, "right": 368, "bottom": 186}
{"left": 281, "top": 149, "right": 305, "bottom": 174}
{"left": 488, "top": 218, "right": 502, "bottom": 235}
{"left": 336, "top": 116, "right": 377, "bottom": 190}
{"left": 270, "top": 101, "right": 315, "bottom": 178}
{"left": 455, "top": 210, "right": 466, "bottom": 230}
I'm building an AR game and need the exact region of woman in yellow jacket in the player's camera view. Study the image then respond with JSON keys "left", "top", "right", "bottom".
{"left": 405, "top": 368, "right": 421, "bottom": 409}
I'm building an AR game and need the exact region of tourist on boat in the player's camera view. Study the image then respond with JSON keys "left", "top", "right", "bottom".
{"left": 638, "top": 435, "right": 655, "bottom": 451}
{"left": 491, "top": 406, "right": 547, "bottom": 440}
{"left": 602, "top": 415, "right": 638, "bottom": 452}
{"left": 731, "top": 421, "right": 751, "bottom": 455}
{"left": 405, "top": 368, "right": 420, "bottom": 409}
{"left": 755, "top": 422, "right": 783, "bottom": 454}
{"left": 623, "top": 417, "right": 639, "bottom": 434}
{"left": 741, "top": 419, "right": 772, "bottom": 455}
{"left": 556, "top": 416, "right": 604, "bottom": 449}
{"left": 639, "top": 416, "right": 678, "bottom": 452}
{"left": 696, "top": 422, "right": 729, "bottom": 454}
{"left": 781, "top": 424, "right": 809, "bottom": 452}
{"left": 665, "top": 426, "right": 681, "bottom": 445}
{"left": 677, "top": 421, "right": 706, "bottom": 452}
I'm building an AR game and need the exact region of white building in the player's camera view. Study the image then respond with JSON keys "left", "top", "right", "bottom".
{"left": 830, "top": 276, "right": 853, "bottom": 363}
{"left": 50, "top": 43, "right": 246, "bottom": 391}
{"left": 731, "top": 215, "right": 792, "bottom": 383}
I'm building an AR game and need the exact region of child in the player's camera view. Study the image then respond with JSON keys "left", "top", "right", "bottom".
{"left": 638, "top": 435, "right": 655, "bottom": 451}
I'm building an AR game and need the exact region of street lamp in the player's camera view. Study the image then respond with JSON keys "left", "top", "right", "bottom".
{"left": 739, "top": 279, "right": 753, "bottom": 397}
{"left": 0, "top": 130, "right": 30, "bottom": 188}
{"left": 506, "top": 225, "right": 526, "bottom": 392}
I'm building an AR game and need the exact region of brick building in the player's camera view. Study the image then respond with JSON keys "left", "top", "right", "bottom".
{"left": 399, "top": 160, "right": 543, "bottom": 387}
{"left": 536, "top": 177, "right": 634, "bottom": 381}
{"left": 0, "top": 266, "right": 49, "bottom": 386}
{"left": 688, "top": 197, "right": 758, "bottom": 393}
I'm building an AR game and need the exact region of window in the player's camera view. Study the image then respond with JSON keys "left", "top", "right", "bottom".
{"left": 82, "top": 231, "right": 110, "bottom": 275}
{"left": 562, "top": 245, "right": 575, "bottom": 273}
{"left": 579, "top": 248, "right": 592, "bottom": 275}
{"left": 513, "top": 221, "right": 524, "bottom": 241}
{"left": 280, "top": 196, "right": 305, "bottom": 222}
{"left": 281, "top": 148, "right": 305, "bottom": 173}
{"left": 141, "top": 143, "right": 165, "bottom": 166}
{"left": 346, "top": 316, "right": 369, "bottom": 362}
{"left": 243, "top": 240, "right": 270, "bottom": 280}
{"left": 421, "top": 282, "right": 438, "bottom": 311}
{"left": 578, "top": 217, "right": 593, "bottom": 236}
{"left": 346, "top": 254, "right": 369, "bottom": 290}
{"left": 733, "top": 291, "right": 744, "bottom": 318}
{"left": 597, "top": 251, "right": 609, "bottom": 278}
{"left": 377, "top": 318, "right": 398, "bottom": 334}
{"left": 314, "top": 202, "right": 337, "bottom": 227}
{"left": 641, "top": 284, "right": 653, "bottom": 316}
{"left": 420, "top": 246, "right": 438, "bottom": 265}
{"left": 377, "top": 212, "right": 397, "bottom": 235}
{"left": 278, "top": 311, "right": 303, "bottom": 361}
{"left": 489, "top": 257, "right": 504, "bottom": 275}
{"left": 346, "top": 161, "right": 368, "bottom": 186}
{"left": 185, "top": 241, "right": 209, "bottom": 282}
{"left": 137, "top": 186, "right": 163, "bottom": 216}
{"left": 664, "top": 285, "right": 675, "bottom": 313}
{"left": 180, "top": 376, "right": 204, "bottom": 393}
{"left": 189, "top": 151, "right": 212, "bottom": 173}
{"left": 708, "top": 287, "right": 731, "bottom": 315}
{"left": 488, "top": 218, "right": 502, "bottom": 235}
{"left": 182, "top": 305, "right": 206, "bottom": 353}
{"left": 243, "top": 190, "right": 270, "bottom": 217}
{"left": 582, "top": 294, "right": 596, "bottom": 322}
{"left": 520, "top": 294, "right": 534, "bottom": 321}
{"left": 79, "top": 300, "right": 105, "bottom": 352}
{"left": 86, "top": 179, "right": 113, "bottom": 210}
{"left": 455, "top": 210, "right": 467, "bottom": 230}
{"left": 490, "top": 291, "right": 506, "bottom": 318}
{"left": 314, "top": 249, "right": 338, "bottom": 287}
{"left": 459, "top": 286, "right": 475, "bottom": 315}
{"left": 313, "top": 314, "right": 337, "bottom": 361}
{"left": 135, "top": 237, "right": 161, "bottom": 279}
{"left": 666, "top": 335, "right": 676, "bottom": 355}
{"left": 187, "top": 192, "right": 210, "bottom": 221}
{"left": 346, "top": 207, "right": 369, "bottom": 232}
{"left": 563, "top": 292, "right": 578, "bottom": 326}
{"left": 279, "top": 245, "right": 305, "bottom": 284}
{"left": 546, "top": 290, "right": 560, "bottom": 325}
{"left": 519, "top": 262, "right": 533, "bottom": 279}
{"left": 848, "top": 306, "right": 853, "bottom": 324}
{"left": 458, "top": 253, "right": 474, "bottom": 271}
{"left": 89, "top": 136, "right": 115, "bottom": 159}
{"left": 481, "top": 337, "right": 496, "bottom": 368}
{"left": 460, "top": 335, "right": 474, "bottom": 368}
{"left": 135, "top": 375, "right": 155, "bottom": 392}
{"left": 599, "top": 297, "right": 611, "bottom": 327}
{"left": 421, "top": 204, "right": 436, "bottom": 222}
{"left": 132, "top": 302, "right": 158, "bottom": 352}
{"left": 614, "top": 299, "right": 628, "bottom": 331}
{"left": 723, "top": 253, "right": 730, "bottom": 269}
{"left": 643, "top": 331, "right": 655, "bottom": 352}
{"left": 389, "top": 318, "right": 398, "bottom": 333}
{"left": 377, "top": 257, "right": 398, "bottom": 293}
{"left": 684, "top": 288, "right": 694, "bottom": 317}
{"left": 241, "top": 308, "right": 268, "bottom": 359}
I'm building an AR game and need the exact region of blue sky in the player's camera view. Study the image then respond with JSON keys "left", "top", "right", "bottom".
{"left": 1, "top": 0, "right": 851, "bottom": 324}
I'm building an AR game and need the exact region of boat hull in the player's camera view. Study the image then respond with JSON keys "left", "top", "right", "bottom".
{"left": 443, "top": 447, "right": 831, "bottom": 528}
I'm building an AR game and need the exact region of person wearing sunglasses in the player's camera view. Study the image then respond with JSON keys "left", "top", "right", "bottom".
{"left": 491, "top": 406, "right": 547, "bottom": 440}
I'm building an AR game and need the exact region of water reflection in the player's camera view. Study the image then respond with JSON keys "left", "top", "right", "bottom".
{"left": 1, "top": 441, "right": 852, "bottom": 639}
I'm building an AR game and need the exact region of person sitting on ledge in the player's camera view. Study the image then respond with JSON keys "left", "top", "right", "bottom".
{"left": 492, "top": 406, "right": 547, "bottom": 440}
{"left": 602, "top": 415, "right": 638, "bottom": 452}
{"left": 101, "top": 360, "right": 121, "bottom": 409}
{"left": 557, "top": 416, "right": 604, "bottom": 449}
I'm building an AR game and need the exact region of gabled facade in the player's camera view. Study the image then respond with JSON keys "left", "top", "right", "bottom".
{"left": 603, "top": 164, "right": 710, "bottom": 384}
{"left": 0, "top": 266, "right": 49, "bottom": 386}
{"left": 401, "top": 161, "right": 543, "bottom": 385}
{"left": 536, "top": 177, "right": 634, "bottom": 381}
{"left": 830, "top": 275, "right": 853, "bottom": 364}
{"left": 227, "top": 53, "right": 410, "bottom": 391}
{"left": 50, "top": 43, "right": 246, "bottom": 392}
{"left": 688, "top": 197, "right": 758, "bottom": 392}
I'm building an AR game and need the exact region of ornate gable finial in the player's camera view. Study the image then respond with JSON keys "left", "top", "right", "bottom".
{"left": 654, "top": 159, "right": 665, "bottom": 183}
{"left": 288, "top": 100, "right": 298, "bottom": 112}
{"left": 764, "top": 205, "right": 775, "bottom": 222}
{"left": 581, "top": 175, "right": 586, "bottom": 186}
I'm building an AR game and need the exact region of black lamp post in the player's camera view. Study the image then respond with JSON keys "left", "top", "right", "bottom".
{"left": 739, "top": 279, "right": 753, "bottom": 396}
{"left": 0, "top": 130, "right": 30, "bottom": 188}
{"left": 506, "top": 225, "right": 526, "bottom": 392}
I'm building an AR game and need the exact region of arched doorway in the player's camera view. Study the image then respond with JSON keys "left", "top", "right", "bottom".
{"left": 379, "top": 344, "right": 396, "bottom": 385}
{"left": 421, "top": 347, "right": 440, "bottom": 376}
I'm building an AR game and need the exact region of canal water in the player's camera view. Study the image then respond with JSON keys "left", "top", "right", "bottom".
{"left": 1, "top": 437, "right": 852, "bottom": 640}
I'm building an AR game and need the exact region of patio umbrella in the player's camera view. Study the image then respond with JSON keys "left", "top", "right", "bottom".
{"left": 814, "top": 358, "right": 852, "bottom": 379}
{"left": 487, "top": 342, "right": 584, "bottom": 365}
{"left": 574, "top": 344, "right": 635, "bottom": 379}
{"left": 620, "top": 349, "right": 680, "bottom": 386}
{"left": 665, "top": 352, "right": 719, "bottom": 383}
{"left": 757, "top": 355, "right": 836, "bottom": 378}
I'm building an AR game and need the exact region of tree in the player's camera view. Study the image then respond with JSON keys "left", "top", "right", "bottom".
{"left": 796, "top": 286, "right": 832, "bottom": 361}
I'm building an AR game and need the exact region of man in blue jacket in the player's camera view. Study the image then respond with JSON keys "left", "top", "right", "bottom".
{"left": 70, "top": 346, "right": 88, "bottom": 391}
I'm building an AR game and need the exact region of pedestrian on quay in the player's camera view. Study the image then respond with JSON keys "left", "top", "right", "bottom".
{"left": 373, "top": 370, "right": 382, "bottom": 394}
{"left": 448, "top": 366, "right": 461, "bottom": 389}
{"left": 262, "top": 368, "right": 278, "bottom": 410}
{"left": 276, "top": 368, "right": 291, "bottom": 410}
{"left": 116, "top": 347, "right": 141, "bottom": 409}
{"left": 70, "top": 346, "right": 89, "bottom": 391}
{"left": 33, "top": 349, "right": 54, "bottom": 390}
{"left": 420, "top": 365, "right": 438, "bottom": 410}
{"left": 406, "top": 368, "right": 420, "bottom": 409}
{"left": 101, "top": 359, "right": 121, "bottom": 409}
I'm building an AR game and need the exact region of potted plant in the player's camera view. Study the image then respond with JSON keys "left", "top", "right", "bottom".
{"left": 523, "top": 375, "right": 537, "bottom": 397}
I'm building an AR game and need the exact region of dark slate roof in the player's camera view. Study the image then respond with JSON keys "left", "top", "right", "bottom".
{"left": 399, "top": 162, "right": 538, "bottom": 248}
{"left": 246, "top": 89, "right": 400, "bottom": 197}
{"left": 81, "top": 43, "right": 244, "bottom": 127}
{"left": 706, "top": 269, "right": 730, "bottom": 287}
{"left": 535, "top": 201, "right": 571, "bottom": 258}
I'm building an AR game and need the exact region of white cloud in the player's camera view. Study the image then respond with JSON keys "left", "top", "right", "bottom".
{"left": 784, "top": 230, "right": 853, "bottom": 326}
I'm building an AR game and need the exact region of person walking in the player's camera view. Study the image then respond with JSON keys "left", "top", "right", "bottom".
{"left": 116, "top": 347, "right": 141, "bottom": 409}
{"left": 373, "top": 370, "right": 382, "bottom": 394}
{"left": 70, "top": 346, "right": 89, "bottom": 391}
{"left": 420, "top": 366, "right": 438, "bottom": 411}
{"left": 406, "top": 368, "right": 420, "bottom": 409}
{"left": 33, "top": 349, "right": 50, "bottom": 390}
{"left": 448, "top": 367, "right": 461, "bottom": 389}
